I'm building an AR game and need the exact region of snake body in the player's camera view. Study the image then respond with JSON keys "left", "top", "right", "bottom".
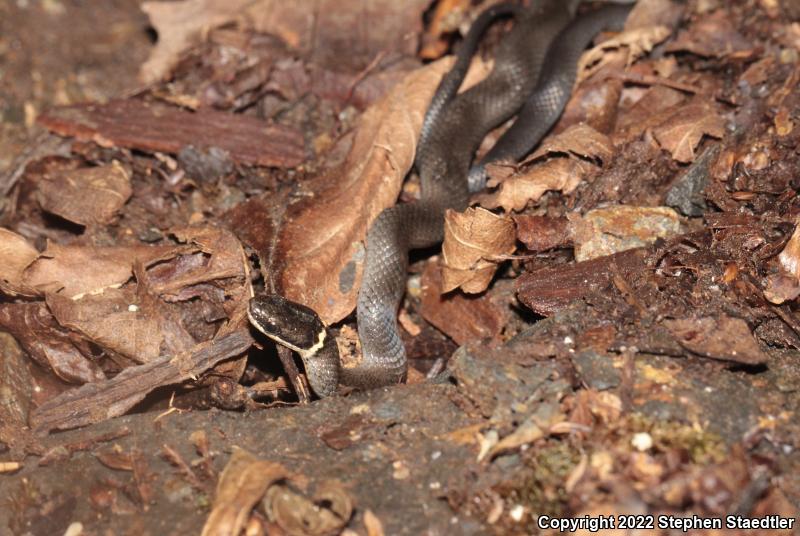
{"left": 249, "top": 0, "right": 634, "bottom": 396}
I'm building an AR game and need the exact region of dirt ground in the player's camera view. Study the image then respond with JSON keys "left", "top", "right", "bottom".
{"left": 1, "top": 0, "right": 800, "bottom": 535}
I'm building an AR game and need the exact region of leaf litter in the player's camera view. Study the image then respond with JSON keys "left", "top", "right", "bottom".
{"left": 1, "top": 0, "right": 800, "bottom": 533}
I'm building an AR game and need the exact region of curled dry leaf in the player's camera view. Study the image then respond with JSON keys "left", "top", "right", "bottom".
{"left": 652, "top": 100, "right": 726, "bottom": 163}
{"left": 201, "top": 447, "right": 290, "bottom": 536}
{"left": 663, "top": 316, "right": 769, "bottom": 365}
{"left": 570, "top": 205, "right": 683, "bottom": 262}
{"left": 37, "top": 161, "right": 132, "bottom": 226}
{"left": 477, "top": 158, "right": 595, "bottom": 212}
{"left": 530, "top": 123, "right": 614, "bottom": 163}
{"left": 0, "top": 228, "right": 39, "bottom": 297}
{"left": 769, "top": 218, "right": 800, "bottom": 303}
{"left": 441, "top": 207, "right": 516, "bottom": 294}
{"left": 275, "top": 58, "right": 490, "bottom": 324}
{"left": 486, "top": 403, "right": 566, "bottom": 459}
{"left": 577, "top": 25, "right": 672, "bottom": 85}
{"left": 263, "top": 480, "right": 354, "bottom": 536}
{"left": 363, "top": 510, "right": 385, "bottom": 536}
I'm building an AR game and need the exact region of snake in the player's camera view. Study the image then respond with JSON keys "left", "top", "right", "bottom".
{"left": 249, "top": 0, "right": 635, "bottom": 397}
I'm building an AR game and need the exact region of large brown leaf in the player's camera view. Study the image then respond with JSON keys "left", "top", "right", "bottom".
{"left": 22, "top": 241, "right": 185, "bottom": 298}
{"left": 271, "top": 58, "right": 489, "bottom": 324}
{"left": 652, "top": 100, "right": 726, "bottom": 163}
{"left": 37, "top": 161, "right": 132, "bottom": 227}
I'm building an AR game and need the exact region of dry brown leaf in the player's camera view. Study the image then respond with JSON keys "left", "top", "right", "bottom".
{"left": 530, "top": 123, "right": 614, "bottom": 163}
{"left": 486, "top": 404, "right": 566, "bottom": 459}
{"left": 264, "top": 480, "right": 353, "bottom": 536}
{"left": 664, "top": 316, "right": 769, "bottom": 365}
{"left": 625, "top": 0, "right": 684, "bottom": 29}
{"left": 762, "top": 274, "right": 800, "bottom": 305}
{"left": 37, "top": 161, "right": 132, "bottom": 226}
{"left": 275, "top": 58, "right": 490, "bottom": 324}
{"left": 665, "top": 9, "right": 752, "bottom": 58}
{"left": 779, "top": 219, "right": 800, "bottom": 281}
{"left": 478, "top": 158, "right": 596, "bottom": 212}
{"left": 419, "top": 261, "right": 507, "bottom": 345}
{"left": 141, "top": 0, "right": 429, "bottom": 84}
{"left": 577, "top": 25, "right": 671, "bottom": 85}
{"left": 652, "top": 101, "right": 726, "bottom": 163}
{"left": 569, "top": 205, "right": 683, "bottom": 262}
{"left": 0, "top": 303, "right": 106, "bottom": 384}
{"left": 22, "top": 242, "right": 184, "bottom": 298}
{"left": 557, "top": 59, "right": 624, "bottom": 136}
{"left": 46, "top": 288, "right": 197, "bottom": 364}
{"left": 363, "top": 510, "right": 385, "bottom": 536}
{"left": 614, "top": 85, "right": 686, "bottom": 143}
{"left": 202, "top": 448, "right": 290, "bottom": 536}
{"left": 0, "top": 228, "right": 39, "bottom": 297}
{"left": 441, "top": 207, "right": 516, "bottom": 294}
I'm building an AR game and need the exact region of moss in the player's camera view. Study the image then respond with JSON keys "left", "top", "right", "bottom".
{"left": 628, "top": 413, "right": 727, "bottom": 464}
{"left": 512, "top": 441, "right": 581, "bottom": 520}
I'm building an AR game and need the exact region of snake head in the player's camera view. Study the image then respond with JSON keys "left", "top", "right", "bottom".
{"left": 248, "top": 294, "right": 326, "bottom": 352}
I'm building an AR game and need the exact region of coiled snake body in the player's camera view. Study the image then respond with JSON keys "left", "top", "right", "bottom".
{"left": 250, "top": 0, "right": 634, "bottom": 396}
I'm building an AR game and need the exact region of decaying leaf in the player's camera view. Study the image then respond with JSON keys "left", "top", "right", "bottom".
{"left": 485, "top": 402, "right": 566, "bottom": 460}
{"left": 614, "top": 85, "right": 687, "bottom": 143}
{"left": 37, "top": 161, "right": 132, "bottom": 226}
{"left": 0, "top": 303, "right": 106, "bottom": 384}
{"left": 570, "top": 205, "right": 683, "bottom": 262}
{"left": 665, "top": 9, "right": 752, "bottom": 58}
{"left": 477, "top": 158, "right": 595, "bottom": 212}
{"left": 141, "top": 0, "right": 429, "bottom": 84}
{"left": 577, "top": 25, "right": 672, "bottom": 84}
{"left": 0, "top": 228, "right": 39, "bottom": 297}
{"left": 202, "top": 447, "right": 290, "bottom": 536}
{"left": 275, "top": 58, "right": 490, "bottom": 324}
{"left": 419, "top": 261, "right": 507, "bottom": 345}
{"left": 21, "top": 242, "right": 184, "bottom": 298}
{"left": 263, "top": 480, "right": 354, "bottom": 536}
{"left": 530, "top": 123, "right": 614, "bottom": 163}
{"left": 652, "top": 101, "right": 726, "bottom": 163}
{"left": 0, "top": 333, "right": 35, "bottom": 458}
{"left": 763, "top": 273, "right": 800, "bottom": 305}
{"left": 664, "top": 316, "right": 769, "bottom": 365}
{"left": 441, "top": 207, "right": 516, "bottom": 294}
{"left": 46, "top": 288, "right": 197, "bottom": 364}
